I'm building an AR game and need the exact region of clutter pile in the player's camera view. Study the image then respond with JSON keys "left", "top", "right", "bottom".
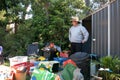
{"left": 0, "top": 42, "right": 69, "bottom": 80}
{"left": 0, "top": 42, "right": 90, "bottom": 80}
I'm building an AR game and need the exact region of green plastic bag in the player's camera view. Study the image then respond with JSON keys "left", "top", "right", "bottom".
{"left": 31, "top": 68, "right": 56, "bottom": 80}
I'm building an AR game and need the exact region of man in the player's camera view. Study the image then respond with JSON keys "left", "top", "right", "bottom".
{"left": 48, "top": 42, "right": 58, "bottom": 60}
{"left": 42, "top": 42, "right": 61, "bottom": 60}
{"left": 69, "top": 16, "right": 89, "bottom": 55}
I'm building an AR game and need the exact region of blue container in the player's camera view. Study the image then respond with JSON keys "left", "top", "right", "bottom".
{"left": 31, "top": 76, "right": 36, "bottom": 80}
{"left": 34, "top": 61, "right": 40, "bottom": 67}
{"left": 54, "top": 57, "right": 68, "bottom": 65}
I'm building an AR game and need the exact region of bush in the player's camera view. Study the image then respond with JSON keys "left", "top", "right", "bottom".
{"left": 98, "top": 56, "right": 120, "bottom": 80}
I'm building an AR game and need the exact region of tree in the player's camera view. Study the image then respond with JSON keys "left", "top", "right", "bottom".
{"left": 0, "top": 0, "right": 34, "bottom": 56}
{"left": 88, "top": 0, "right": 108, "bottom": 11}
{"left": 0, "top": 0, "right": 89, "bottom": 56}
{"left": 32, "top": 0, "right": 88, "bottom": 49}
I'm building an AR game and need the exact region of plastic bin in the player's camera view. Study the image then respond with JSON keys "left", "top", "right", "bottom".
{"left": 54, "top": 57, "right": 68, "bottom": 65}
{"left": 70, "top": 52, "right": 90, "bottom": 80}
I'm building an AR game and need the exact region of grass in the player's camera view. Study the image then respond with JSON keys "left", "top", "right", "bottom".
{"left": 3, "top": 60, "right": 10, "bottom": 66}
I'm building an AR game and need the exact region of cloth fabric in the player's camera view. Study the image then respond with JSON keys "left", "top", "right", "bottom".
{"left": 54, "top": 45, "right": 62, "bottom": 52}
{"left": 69, "top": 24, "right": 89, "bottom": 43}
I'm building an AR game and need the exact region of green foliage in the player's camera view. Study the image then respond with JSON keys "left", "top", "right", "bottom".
{"left": 32, "top": 0, "right": 88, "bottom": 49}
{"left": 0, "top": 10, "right": 7, "bottom": 45}
{"left": 0, "top": 10, "right": 6, "bottom": 21}
{"left": 99, "top": 56, "right": 120, "bottom": 80}
{"left": 2, "top": 20, "right": 35, "bottom": 56}
{"left": 0, "top": 0, "right": 89, "bottom": 56}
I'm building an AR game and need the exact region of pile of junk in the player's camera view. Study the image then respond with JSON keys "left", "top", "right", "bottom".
{"left": 0, "top": 42, "right": 95, "bottom": 80}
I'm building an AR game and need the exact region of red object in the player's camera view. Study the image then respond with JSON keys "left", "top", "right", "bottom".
{"left": 63, "top": 59, "right": 77, "bottom": 67}
{"left": 11, "top": 62, "right": 34, "bottom": 74}
{"left": 60, "top": 52, "right": 69, "bottom": 58}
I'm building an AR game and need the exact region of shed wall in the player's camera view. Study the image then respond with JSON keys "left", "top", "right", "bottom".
{"left": 110, "top": 0, "right": 120, "bottom": 57}
{"left": 92, "top": 0, "right": 120, "bottom": 57}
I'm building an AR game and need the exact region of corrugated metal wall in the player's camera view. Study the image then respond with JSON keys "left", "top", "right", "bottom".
{"left": 110, "top": 0, "right": 120, "bottom": 57}
{"left": 92, "top": 7, "right": 108, "bottom": 57}
{"left": 92, "top": 0, "right": 120, "bottom": 57}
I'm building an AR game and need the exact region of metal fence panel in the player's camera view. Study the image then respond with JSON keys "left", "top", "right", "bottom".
{"left": 92, "top": 0, "right": 120, "bottom": 57}
{"left": 110, "top": 0, "right": 120, "bottom": 57}
{"left": 92, "top": 7, "right": 108, "bottom": 57}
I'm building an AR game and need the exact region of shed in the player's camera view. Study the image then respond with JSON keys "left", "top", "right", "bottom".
{"left": 82, "top": 0, "right": 120, "bottom": 57}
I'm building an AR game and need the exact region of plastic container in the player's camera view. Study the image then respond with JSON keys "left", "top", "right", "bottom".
{"left": 33, "top": 61, "right": 40, "bottom": 67}
{"left": 54, "top": 57, "right": 68, "bottom": 65}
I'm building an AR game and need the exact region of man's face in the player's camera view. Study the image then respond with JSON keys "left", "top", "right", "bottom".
{"left": 71, "top": 21, "right": 78, "bottom": 26}
{"left": 50, "top": 43, "right": 54, "bottom": 48}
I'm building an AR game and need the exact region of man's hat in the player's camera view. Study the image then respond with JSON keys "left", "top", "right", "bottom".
{"left": 71, "top": 16, "right": 79, "bottom": 22}
{"left": 71, "top": 16, "right": 82, "bottom": 23}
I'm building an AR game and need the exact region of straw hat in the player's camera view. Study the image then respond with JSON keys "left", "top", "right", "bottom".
{"left": 71, "top": 16, "right": 79, "bottom": 22}
{"left": 71, "top": 16, "right": 82, "bottom": 23}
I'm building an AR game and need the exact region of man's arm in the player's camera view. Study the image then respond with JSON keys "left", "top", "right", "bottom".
{"left": 69, "top": 28, "right": 71, "bottom": 42}
{"left": 81, "top": 26, "right": 89, "bottom": 43}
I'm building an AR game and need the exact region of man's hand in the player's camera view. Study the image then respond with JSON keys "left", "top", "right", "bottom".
{"left": 82, "top": 40, "right": 86, "bottom": 43}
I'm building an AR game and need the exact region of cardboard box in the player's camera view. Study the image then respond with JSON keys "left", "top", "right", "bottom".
{"left": 9, "top": 56, "right": 28, "bottom": 66}
{"left": 14, "top": 72, "right": 26, "bottom": 80}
